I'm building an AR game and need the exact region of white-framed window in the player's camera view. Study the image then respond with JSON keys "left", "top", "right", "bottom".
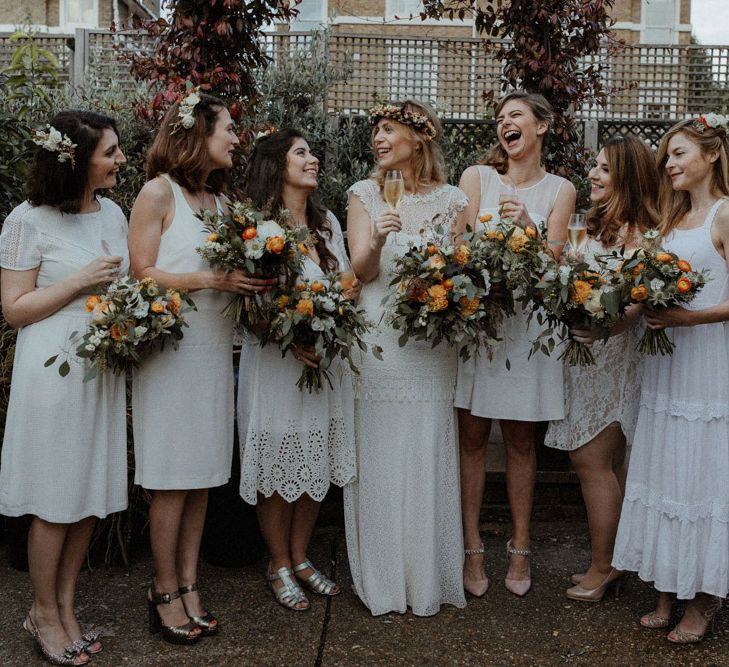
{"left": 388, "top": 42, "right": 438, "bottom": 101}
{"left": 60, "top": 0, "right": 98, "bottom": 28}
{"left": 386, "top": 0, "right": 423, "bottom": 18}
{"left": 291, "top": 0, "right": 327, "bottom": 31}
{"left": 640, "top": 0, "right": 679, "bottom": 44}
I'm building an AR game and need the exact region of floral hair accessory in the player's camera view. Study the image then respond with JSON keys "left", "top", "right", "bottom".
{"left": 255, "top": 126, "right": 277, "bottom": 141}
{"left": 32, "top": 125, "right": 77, "bottom": 167}
{"left": 172, "top": 82, "right": 202, "bottom": 132}
{"left": 693, "top": 113, "right": 729, "bottom": 134}
{"left": 369, "top": 103, "right": 438, "bottom": 142}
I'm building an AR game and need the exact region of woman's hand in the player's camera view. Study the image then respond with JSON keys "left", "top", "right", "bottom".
{"left": 73, "top": 255, "right": 123, "bottom": 289}
{"left": 211, "top": 270, "right": 277, "bottom": 296}
{"left": 569, "top": 327, "right": 601, "bottom": 345}
{"left": 292, "top": 344, "right": 320, "bottom": 369}
{"left": 343, "top": 277, "right": 362, "bottom": 301}
{"left": 645, "top": 305, "right": 696, "bottom": 330}
{"left": 371, "top": 211, "right": 402, "bottom": 246}
{"left": 499, "top": 198, "right": 535, "bottom": 230}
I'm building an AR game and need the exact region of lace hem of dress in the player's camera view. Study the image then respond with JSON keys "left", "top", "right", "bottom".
{"left": 640, "top": 390, "right": 729, "bottom": 421}
{"left": 353, "top": 375, "right": 455, "bottom": 402}
{"left": 624, "top": 483, "right": 729, "bottom": 523}
{"left": 545, "top": 419, "right": 626, "bottom": 451}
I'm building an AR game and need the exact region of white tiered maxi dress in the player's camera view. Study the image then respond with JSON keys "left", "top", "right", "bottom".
{"left": 133, "top": 175, "right": 234, "bottom": 490}
{"left": 612, "top": 198, "right": 729, "bottom": 600}
{"left": 0, "top": 199, "right": 129, "bottom": 522}
{"left": 237, "top": 212, "right": 356, "bottom": 504}
{"left": 343, "top": 179, "right": 468, "bottom": 616}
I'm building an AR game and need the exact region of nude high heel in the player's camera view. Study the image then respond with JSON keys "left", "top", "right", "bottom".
{"left": 565, "top": 568, "right": 624, "bottom": 602}
{"left": 463, "top": 543, "right": 489, "bottom": 597}
{"left": 504, "top": 539, "right": 531, "bottom": 597}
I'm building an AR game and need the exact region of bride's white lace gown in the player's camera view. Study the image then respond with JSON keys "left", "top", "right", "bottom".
{"left": 343, "top": 179, "right": 467, "bottom": 616}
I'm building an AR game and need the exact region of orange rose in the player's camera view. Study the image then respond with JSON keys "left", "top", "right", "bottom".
{"left": 298, "top": 242, "right": 309, "bottom": 255}
{"left": 265, "top": 236, "right": 285, "bottom": 254}
{"left": 110, "top": 323, "right": 126, "bottom": 341}
{"left": 508, "top": 234, "right": 528, "bottom": 252}
{"left": 207, "top": 233, "right": 219, "bottom": 242}
{"left": 311, "top": 281, "right": 326, "bottom": 293}
{"left": 151, "top": 301, "right": 166, "bottom": 314}
{"left": 427, "top": 244, "right": 439, "bottom": 256}
{"left": 630, "top": 285, "right": 649, "bottom": 301}
{"left": 168, "top": 292, "right": 182, "bottom": 315}
{"left": 655, "top": 252, "right": 673, "bottom": 263}
{"left": 296, "top": 298, "right": 314, "bottom": 318}
{"left": 525, "top": 225, "right": 538, "bottom": 239}
{"left": 677, "top": 276, "right": 692, "bottom": 293}
{"left": 570, "top": 280, "right": 592, "bottom": 304}
{"left": 427, "top": 284, "right": 449, "bottom": 312}
{"left": 479, "top": 213, "right": 493, "bottom": 223}
{"left": 242, "top": 227, "right": 257, "bottom": 240}
{"left": 85, "top": 295, "right": 102, "bottom": 312}
{"left": 453, "top": 244, "right": 471, "bottom": 267}
{"left": 677, "top": 259, "right": 692, "bottom": 272}
{"left": 458, "top": 296, "right": 480, "bottom": 317}
{"left": 441, "top": 278, "right": 454, "bottom": 290}
{"left": 295, "top": 283, "right": 307, "bottom": 291}
{"left": 631, "top": 262, "right": 645, "bottom": 277}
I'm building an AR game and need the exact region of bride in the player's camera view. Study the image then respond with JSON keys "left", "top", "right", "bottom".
{"left": 343, "top": 100, "right": 468, "bottom": 616}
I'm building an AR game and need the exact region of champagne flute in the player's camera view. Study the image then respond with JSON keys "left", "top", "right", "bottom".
{"left": 567, "top": 213, "right": 587, "bottom": 260}
{"left": 498, "top": 183, "right": 519, "bottom": 225}
{"left": 383, "top": 170, "right": 404, "bottom": 243}
{"left": 337, "top": 254, "right": 356, "bottom": 291}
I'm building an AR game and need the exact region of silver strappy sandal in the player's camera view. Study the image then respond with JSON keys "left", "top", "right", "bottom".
{"left": 293, "top": 559, "right": 341, "bottom": 596}
{"left": 268, "top": 566, "right": 310, "bottom": 611}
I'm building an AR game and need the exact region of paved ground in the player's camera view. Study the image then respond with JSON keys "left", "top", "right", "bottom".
{"left": 1, "top": 520, "right": 727, "bottom": 667}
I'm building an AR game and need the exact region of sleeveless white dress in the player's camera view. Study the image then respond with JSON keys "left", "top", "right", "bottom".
{"left": 455, "top": 166, "right": 568, "bottom": 421}
{"left": 237, "top": 212, "right": 356, "bottom": 504}
{"left": 545, "top": 236, "right": 641, "bottom": 451}
{"left": 343, "top": 179, "right": 467, "bottom": 617}
{"left": 613, "top": 199, "right": 729, "bottom": 599}
{"left": 133, "top": 176, "right": 234, "bottom": 490}
{"left": 0, "top": 199, "right": 129, "bottom": 522}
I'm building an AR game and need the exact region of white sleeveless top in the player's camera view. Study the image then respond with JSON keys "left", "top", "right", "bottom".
{"left": 455, "top": 165, "right": 569, "bottom": 421}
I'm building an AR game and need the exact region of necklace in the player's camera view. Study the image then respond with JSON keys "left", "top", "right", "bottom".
{"left": 190, "top": 188, "right": 214, "bottom": 211}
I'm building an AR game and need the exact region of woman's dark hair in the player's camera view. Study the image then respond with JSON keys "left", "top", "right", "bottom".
{"left": 27, "top": 110, "right": 120, "bottom": 214}
{"left": 146, "top": 92, "right": 230, "bottom": 194}
{"left": 244, "top": 128, "right": 338, "bottom": 273}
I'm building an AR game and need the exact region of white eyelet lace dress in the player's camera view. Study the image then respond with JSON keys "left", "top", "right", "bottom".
{"left": 343, "top": 179, "right": 467, "bottom": 616}
{"left": 0, "top": 199, "right": 129, "bottom": 522}
{"left": 544, "top": 235, "right": 641, "bottom": 451}
{"left": 237, "top": 212, "right": 356, "bottom": 504}
{"left": 132, "top": 175, "right": 234, "bottom": 490}
{"left": 455, "top": 165, "right": 569, "bottom": 421}
{"left": 612, "top": 198, "right": 729, "bottom": 599}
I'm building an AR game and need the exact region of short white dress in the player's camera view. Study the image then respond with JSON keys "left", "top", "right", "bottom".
{"left": 545, "top": 236, "right": 640, "bottom": 451}
{"left": 343, "top": 179, "right": 467, "bottom": 616}
{"left": 0, "top": 199, "right": 129, "bottom": 523}
{"left": 133, "top": 176, "right": 234, "bottom": 490}
{"left": 613, "top": 199, "right": 729, "bottom": 600}
{"left": 237, "top": 212, "right": 356, "bottom": 504}
{"left": 455, "top": 166, "right": 569, "bottom": 421}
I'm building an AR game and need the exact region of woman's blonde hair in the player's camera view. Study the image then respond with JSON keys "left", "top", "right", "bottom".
{"left": 481, "top": 91, "right": 554, "bottom": 174}
{"left": 656, "top": 120, "right": 729, "bottom": 235}
{"left": 585, "top": 135, "right": 661, "bottom": 246}
{"left": 371, "top": 99, "right": 446, "bottom": 192}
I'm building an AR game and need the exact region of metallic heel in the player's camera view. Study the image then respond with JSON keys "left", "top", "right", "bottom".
{"left": 178, "top": 582, "right": 219, "bottom": 636}
{"left": 268, "top": 566, "right": 310, "bottom": 611}
{"left": 293, "top": 559, "right": 341, "bottom": 597}
{"left": 147, "top": 587, "right": 201, "bottom": 645}
{"left": 667, "top": 596, "right": 722, "bottom": 644}
{"left": 23, "top": 615, "right": 89, "bottom": 666}
{"left": 565, "top": 568, "right": 624, "bottom": 602}
{"left": 71, "top": 629, "right": 103, "bottom": 656}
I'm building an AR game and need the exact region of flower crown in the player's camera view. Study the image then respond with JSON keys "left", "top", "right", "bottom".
{"left": 32, "top": 125, "right": 77, "bottom": 168}
{"left": 692, "top": 113, "right": 729, "bottom": 134}
{"left": 368, "top": 103, "right": 438, "bottom": 142}
{"left": 255, "top": 126, "right": 277, "bottom": 141}
{"left": 171, "top": 83, "right": 202, "bottom": 132}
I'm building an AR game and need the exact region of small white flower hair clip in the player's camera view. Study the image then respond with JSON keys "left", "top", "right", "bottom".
{"left": 693, "top": 113, "right": 729, "bottom": 134}
{"left": 32, "top": 125, "right": 77, "bottom": 168}
{"left": 172, "top": 82, "right": 202, "bottom": 133}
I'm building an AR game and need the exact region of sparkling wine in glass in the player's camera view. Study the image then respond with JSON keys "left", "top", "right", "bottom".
{"left": 384, "top": 170, "right": 404, "bottom": 242}
{"left": 498, "top": 183, "right": 519, "bottom": 224}
{"left": 567, "top": 213, "right": 587, "bottom": 259}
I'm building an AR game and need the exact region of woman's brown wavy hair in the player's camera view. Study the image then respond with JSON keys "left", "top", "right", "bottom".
{"left": 585, "top": 135, "right": 661, "bottom": 246}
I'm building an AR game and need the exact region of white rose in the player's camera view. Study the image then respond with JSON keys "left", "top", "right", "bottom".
{"left": 584, "top": 290, "right": 604, "bottom": 317}
{"left": 47, "top": 127, "right": 63, "bottom": 147}
{"left": 704, "top": 112, "right": 721, "bottom": 128}
{"left": 186, "top": 92, "right": 200, "bottom": 107}
{"left": 256, "top": 220, "right": 285, "bottom": 240}
{"left": 319, "top": 296, "right": 336, "bottom": 312}
{"left": 311, "top": 317, "right": 325, "bottom": 331}
{"left": 181, "top": 114, "right": 195, "bottom": 129}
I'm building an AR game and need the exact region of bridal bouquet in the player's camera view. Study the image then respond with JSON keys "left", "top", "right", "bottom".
{"left": 196, "top": 200, "right": 310, "bottom": 328}
{"left": 261, "top": 277, "right": 380, "bottom": 392}
{"left": 46, "top": 277, "right": 195, "bottom": 381}
{"left": 528, "top": 260, "right": 632, "bottom": 366}
{"left": 386, "top": 228, "right": 501, "bottom": 360}
{"left": 618, "top": 231, "right": 708, "bottom": 355}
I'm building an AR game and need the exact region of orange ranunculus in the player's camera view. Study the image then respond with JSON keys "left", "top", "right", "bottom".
{"left": 298, "top": 242, "right": 309, "bottom": 255}
{"left": 570, "top": 280, "right": 593, "bottom": 304}
{"left": 110, "top": 323, "right": 126, "bottom": 341}
{"left": 151, "top": 301, "right": 166, "bottom": 314}
{"left": 295, "top": 283, "right": 307, "bottom": 291}
{"left": 453, "top": 244, "right": 471, "bottom": 267}
{"left": 441, "top": 278, "right": 455, "bottom": 290}
{"left": 242, "top": 227, "right": 257, "bottom": 240}
{"left": 207, "top": 233, "right": 219, "bottom": 242}
{"left": 296, "top": 298, "right": 314, "bottom": 318}
{"left": 458, "top": 295, "right": 480, "bottom": 317}
{"left": 277, "top": 294, "right": 290, "bottom": 310}
{"left": 169, "top": 292, "right": 182, "bottom": 315}
{"left": 233, "top": 214, "right": 247, "bottom": 226}
{"left": 427, "top": 284, "right": 449, "bottom": 312}
{"left": 265, "top": 235, "right": 285, "bottom": 254}
{"left": 479, "top": 213, "right": 493, "bottom": 223}
{"left": 655, "top": 252, "right": 673, "bottom": 263}
{"left": 677, "top": 259, "right": 692, "bottom": 272}
{"left": 630, "top": 285, "right": 649, "bottom": 301}
{"left": 631, "top": 262, "right": 645, "bottom": 277}
{"left": 677, "top": 276, "right": 692, "bottom": 293}
{"left": 311, "top": 281, "right": 326, "bottom": 293}
{"left": 525, "top": 225, "right": 538, "bottom": 239}
{"left": 483, "top": 229, "right": 505, "bottom": 241}
{"left": 85, "top": 295, "right": 102, "bottom": 312}
{"left": 508, "top": 234, "right": 528, "bottom": 252}
{"left": 427, "top": 243, "right": 439, "bottom": 255}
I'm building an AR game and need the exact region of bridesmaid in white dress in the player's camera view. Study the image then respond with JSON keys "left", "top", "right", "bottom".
{"left": 613, "top": 118, "right": 729, "bottom": 644}
{"left": 544, "top": 136, "right": 661, "bottom": 601}
{"left": 129, "top": 93, "right": 273, "bottom": 644}
{"left": 237, "top": 129, "right": 359, "bottom": 611}
{"left": 344, "top": 100, "right": 469, "bottom": 616}
{"left": 0, "top": 110, "right": 127, "bottom": 665}
{"left": 455, "top": 92, "right": 576, "bottom": 597}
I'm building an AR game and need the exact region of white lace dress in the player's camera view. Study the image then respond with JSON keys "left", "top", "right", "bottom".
{"left": 343, "top": 179, "right": 467, "bottom": 617}
{"left": 237, "top": 212, "right": 355, "bottom": 504}
{"left": 0, "top": 199, "right": 129, "bottom": 522}
{"left": 544, "top": 236, "right": 640, "bottom": 451}
{"left": 613, "top": 199, "right": 729, "bottom": 599}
